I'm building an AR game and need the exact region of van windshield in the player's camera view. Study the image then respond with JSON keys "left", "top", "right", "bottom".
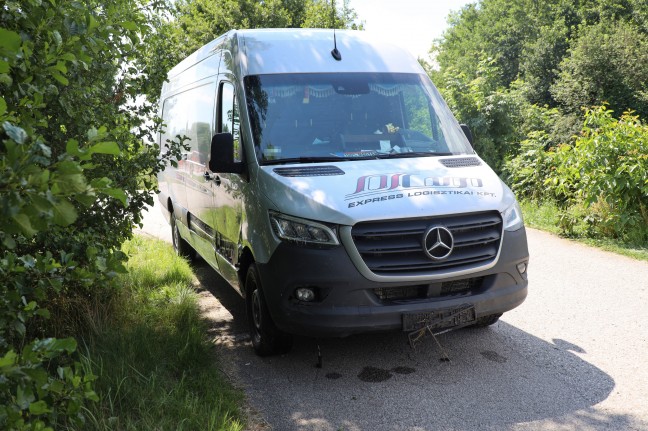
{"left": 244, "top": 73, "right": 473, "bottom": 164}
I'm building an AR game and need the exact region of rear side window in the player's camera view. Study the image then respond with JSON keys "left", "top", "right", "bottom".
{"left": 160, "top": 82, "right": 216, "bottom": 164}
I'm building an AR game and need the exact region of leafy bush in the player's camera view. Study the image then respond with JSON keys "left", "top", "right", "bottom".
{"left": 503, "top": 130, "right": 557, "bottom": 201}
{"left": 508, "top": 106, "right": 648, "bottom": 242}
{"left": 548, "top": 106, "right": 648, "bottom": 240}
{"left": 0, "top": 1, "right": 181, "bottom": 428}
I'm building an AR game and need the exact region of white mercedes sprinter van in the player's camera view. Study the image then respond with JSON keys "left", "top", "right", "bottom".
{"left": 157, "top": 29, "right": 529, "bottom": 356}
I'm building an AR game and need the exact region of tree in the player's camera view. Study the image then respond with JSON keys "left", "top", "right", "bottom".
{"left": 435, "top": 0, "right": 648, "bottom": 112}
{"left": 430, "top": 0, "right": 648, "bottom": 174}
{"left": 551, "top": 20, "right": 648, "bottom": 118}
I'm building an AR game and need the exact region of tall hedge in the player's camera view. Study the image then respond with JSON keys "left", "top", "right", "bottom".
{"left": 0, "top": 1, "right": 179, "bottom": 428}
{"left": 506, "top": 106, "right": 648, "bottom": 241}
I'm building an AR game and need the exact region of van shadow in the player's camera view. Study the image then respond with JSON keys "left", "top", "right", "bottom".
{"left": 191, "top": 261, "right": 628, "bottom": 431}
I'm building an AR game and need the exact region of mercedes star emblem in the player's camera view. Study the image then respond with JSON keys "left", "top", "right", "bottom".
{"left": 423, "top": 226, "right": 454, "bottom": 260}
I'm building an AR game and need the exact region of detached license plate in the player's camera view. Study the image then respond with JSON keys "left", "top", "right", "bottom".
{"left": 402, "top": 305, "right": 476, "bottom": 332}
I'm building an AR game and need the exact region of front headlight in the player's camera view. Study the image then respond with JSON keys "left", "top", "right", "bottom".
{"left": 503, "top": 201, "right": 524, "bottom": 231}
{"left": 269, "top": 211, "right": 339, "bottom": 246}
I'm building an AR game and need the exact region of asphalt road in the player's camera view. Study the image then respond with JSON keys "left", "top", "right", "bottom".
{"left": 138, "top": 202, "right": 648, "bottom": 431}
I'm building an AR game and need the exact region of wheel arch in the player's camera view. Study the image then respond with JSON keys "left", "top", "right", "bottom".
{"left": 238, "top": 246, "right": 255, "bottom": 298}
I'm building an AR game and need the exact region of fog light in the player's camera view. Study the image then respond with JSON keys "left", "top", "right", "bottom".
{"left": 295, "top": 287, "right": 316, "bottom": 302}
{"left": 516, "top": 262, "right": 527, "bottom": 275}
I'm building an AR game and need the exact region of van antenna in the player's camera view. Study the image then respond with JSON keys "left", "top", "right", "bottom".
{"left": 331, "top": 29, "right": 342, "bottom": 61}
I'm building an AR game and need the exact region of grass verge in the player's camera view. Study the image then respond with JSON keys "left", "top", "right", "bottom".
{"left": 521, "top": 200, "right": 648, "bottom": 261}
{"left": 73, "top": 236, "right": 245, "bottom": 431}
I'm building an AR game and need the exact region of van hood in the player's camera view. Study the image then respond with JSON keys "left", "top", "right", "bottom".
{"left": 257, "top": 156, "right": 512, "bottom": 226}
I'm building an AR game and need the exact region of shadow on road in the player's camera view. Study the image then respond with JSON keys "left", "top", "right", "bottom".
{"left": 190, "top": 260, "right": 635, "bottom": 431}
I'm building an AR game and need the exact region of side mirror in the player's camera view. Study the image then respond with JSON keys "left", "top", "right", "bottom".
{"left": 209, "top": 132, "right": 245, "bottom": 174}
{"left": 460, "top": 124, "right": 474, "bottom": 145}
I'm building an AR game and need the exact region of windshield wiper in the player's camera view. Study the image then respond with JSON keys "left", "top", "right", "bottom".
{"left": 260, "top": 152, "right": 457, "bottom": 165}
{"left": 376, "top": 151, "right": 455, "bottom": 158}
{"left": 261, "top": 156, "right": 356, "bottom": 165}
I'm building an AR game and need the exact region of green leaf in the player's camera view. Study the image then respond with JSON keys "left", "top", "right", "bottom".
{"left": 51, "top": 199, "right": 78, "bottom": 226}
{"left": 0, "top": 60, "right": 8, "bottom": 73}
{"left": 75, "top": 192, "right": 96, "bottom": 207}
{"left": 103, "top": 188, "right": 128, "bottom": 206}
{"left": 50, "top": 70, "right": 69, "bottom": 85}
{"left": 2, "top": 236, "right": 16, "bottom": 249}
{"left": 17, "top": 385, "right": 35, "bottom": 409}
{"left": 52, "top": 30, "right": 62, "bottom": 46}
{"left": 91, "top": 177, "right": 112, "bottom": 188}
{"left": 54, "top": 172, "right": 87, "bottom": 193}
{"left": 12, "top": 214, "right": 37, "bottom": 236}
{"left": 56, "top": 160, "right": 83, "bottom": 175}
{"left": 66, "top": 138, "right": 80, "bottom": 155}
{"left": 0, "top": 29, "right": 21, "bottom": 53}
{"left": 3, "top": 121, "right": 28, "bottom": 144}
{"left": 88, "top": 15, "right": 99, "bottom": 32}
{"left": 35, "top": 308, "right": 51, "bottom": 319}
{"left": 29, "top": 401, "right": 51, "bottom": 415}
{"left": 90, "top": 141, "right": 120, "bottom": 156}
{"left": 49, "top": 337, "right": 77, "bottom": 354}
{"left": 121, "top": 21, "right": 139, "bottom": 31}
{"left": 0, "top": 73, "right": 12, "bottom": 86}
{"left": 52, "top": 61, "right": 67, "bottom": 73}
{"left": 0, "top": 350, "right": 17, "bottom": 368}
{"left": 60, "top": 52, "right": 76, "bottom": 62}
{"left": 0, "top": 97, "right": 6, "bottom": 116}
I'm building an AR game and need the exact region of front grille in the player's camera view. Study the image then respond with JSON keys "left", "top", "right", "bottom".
{"left": 374, "top": 285, "right": 427, "bottom": 301}
{"left": 351, "top": 212, "right": 502, "bottom": 275}
{"left": 374, "top": 277, "right": 484, "bottom": 303}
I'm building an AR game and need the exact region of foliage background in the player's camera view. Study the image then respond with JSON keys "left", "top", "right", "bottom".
{"left": 429, "top": 0, "right": 648, "bottom": 244}
{"left": 0, "top": 0, "right": 179, "bottom": 428}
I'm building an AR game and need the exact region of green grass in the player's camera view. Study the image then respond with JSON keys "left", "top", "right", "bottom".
{"left": 73, "top": 236, "right": 245, "bottom": 431}
{"left": 520, "top": 200, "right": 648, "bottom": 262}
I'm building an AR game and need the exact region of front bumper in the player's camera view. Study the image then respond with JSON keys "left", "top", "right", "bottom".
{"left": 256, "top": 227, "right": 529, "bottom": 337}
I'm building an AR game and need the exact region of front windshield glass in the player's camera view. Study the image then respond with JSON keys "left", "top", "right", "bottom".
{"left": 244, "top": 73, "right": 473, "bottom": 164}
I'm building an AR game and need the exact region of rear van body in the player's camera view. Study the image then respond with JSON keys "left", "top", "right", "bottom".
{"left": 157, "top": 29, "right": 529, "bottom": 355}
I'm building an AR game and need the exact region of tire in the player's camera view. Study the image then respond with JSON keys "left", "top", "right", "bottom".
{"left": 471, "top": 313, "right": 502, "bottom": 328}
{"left": 245, "top": 264, "right": 293, "bottom": 356}
{"left": 170, "top": 213, "right": 196, "bottom": 261}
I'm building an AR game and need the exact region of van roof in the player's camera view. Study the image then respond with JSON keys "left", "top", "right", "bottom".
{"left": 167, "top": 29, "right": 425, "bottom": 80}
{"left": 237, "top": 29, "right": 424, "bottom": 75}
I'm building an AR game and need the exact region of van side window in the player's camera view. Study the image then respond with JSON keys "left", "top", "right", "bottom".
{"left": 161, "top": 83, "right": 216, "bottom": 164}
{"left": 219, "top": 81, "right": 242, "bottom": 163}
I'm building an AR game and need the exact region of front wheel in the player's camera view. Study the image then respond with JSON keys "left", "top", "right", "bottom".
{"left": 471, "top": 313, "right": 502, "bottom": 328}
{"left": 245, "top": 264, "right": 293, "bottom": 356}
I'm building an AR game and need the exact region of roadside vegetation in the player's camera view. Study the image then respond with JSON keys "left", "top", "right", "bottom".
{"left": 521, "top": 200, "right": 648, "bottom": 261}
{"left": 76, "top": 236, "right": 244, "bottom": 431}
